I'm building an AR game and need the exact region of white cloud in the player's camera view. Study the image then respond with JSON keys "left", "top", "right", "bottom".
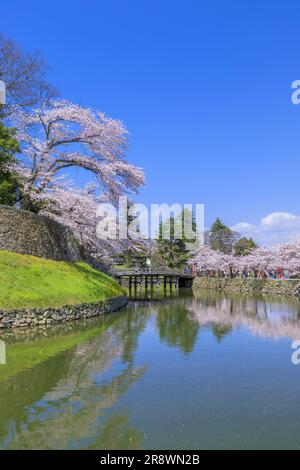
{"left": 231, "top": 212, "right": 300, "bottom": 246}
{"left": 261, "top": 212, "right": 300, "bottom": 227}
{"left": 232, "top": 222, "right": 254, "bottom": 231}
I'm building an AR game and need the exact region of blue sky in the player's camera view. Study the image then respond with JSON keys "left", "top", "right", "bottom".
{"left": 2, "top": 0, "right": 300, "bottom": 244}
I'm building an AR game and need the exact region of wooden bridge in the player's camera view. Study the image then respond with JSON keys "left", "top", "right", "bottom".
{"left": 113, "top": 269, "right": 194, "bottom": 290}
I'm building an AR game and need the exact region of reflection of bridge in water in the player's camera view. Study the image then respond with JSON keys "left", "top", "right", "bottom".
{"left": 113, "top": 270, "right": 194, "bottom": 300}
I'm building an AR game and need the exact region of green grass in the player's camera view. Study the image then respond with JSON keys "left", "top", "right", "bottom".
{"left": 0, "top": 250, "right": 126, "bottom": 310}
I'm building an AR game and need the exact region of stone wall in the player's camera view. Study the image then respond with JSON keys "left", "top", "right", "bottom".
{"left": 0, "top": 205, "right": 81, "bottom": 261}
{"left": 0, "top": 295, "right": 128, "bottom": 329}
{"left": 193, "top": 276, "right": 300, "bottom": 298}
{"left": 0, "top": 205, "right": 108, "bottom": 272}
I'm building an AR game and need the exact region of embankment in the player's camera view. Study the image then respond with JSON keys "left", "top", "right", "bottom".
{"left": 0, "top": 296, "right": 127, "bottom": 329}
{"left": 193, "top": 276, "right": 300, "bottom": 298}
{"left": 0, "top": 250, "right": 127, "bottom": 329}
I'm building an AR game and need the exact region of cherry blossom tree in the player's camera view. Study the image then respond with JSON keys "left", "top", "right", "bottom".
{"left": 276, "top": 239, "right": 300, "bottom": 272}
{"left": 191, "top": 246, "right": 236, "bottom": 276}
{"left": 10, "top": 99, "right": 145, "bottom": 265}
{"left": 39, "top": 183, "right": 143, "bottom": 265}
{"left": 191, "top": 245, "right": 219, "bottom": 272}
{"left": 39, "top": 183, "right": 101, "bottom": 254}
{"left": 13, "top": 99, "right": 145, "bottom": 207}
{"left": 191, "top": 242, "right": 300, "bottom": 277}
{"left": 237, "top": 246, "right": 277, "bottom": 275}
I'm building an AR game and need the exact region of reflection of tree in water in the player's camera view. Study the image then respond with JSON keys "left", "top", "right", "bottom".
{"left": 86, "top": 412, "right": 143, "bottom": 450}
{"left": 0, "top": 309, "right": 148, "bottom": 450}
{"left": 210, "top": 324, "right": 233, "bottom": 343}
{"left": 0, "top": 348, "right": 74, "bottom": 442}
{"left": 3, "top": 291, "right": 299, "bottom": 449}
{"left": 190, "top": 292, "right": 300, "bottom": 341}
{"left": 112, "top": 309, "right": 147, "bottom": 364}
{"left": 156, "top": 302, "right": 199, "bottom": 354}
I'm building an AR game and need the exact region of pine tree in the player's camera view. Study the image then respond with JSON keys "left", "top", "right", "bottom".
{"left": 154, "top": 209, "right": 196, "bottom": 270}
{"left": 234, "top": 237, "right": 257, "bottom": 256}
{"left": 208, "top": 218, "right": 236, "bottom": 253}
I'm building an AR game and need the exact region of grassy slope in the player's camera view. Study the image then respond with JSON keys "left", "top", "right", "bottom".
{"left": 0, "top": 250, "right": 126, "bottom": 310}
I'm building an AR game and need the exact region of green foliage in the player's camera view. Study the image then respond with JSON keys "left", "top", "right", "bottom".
{"left": 156, "top": 303, "right": 199, "bottom": 354}
{"left": 234, "top": 237, "right": 257, "bottom": 256}
{"left": 211, "top": 324, "right": 233, "bottom": 343}
{"left": 209, "top": 218, "right": 236, "bottom": 253}
{"left": 117, "top": 243, "right": 149, "bottom": 269}
{"left": 0, "top": 121, "right": 20, "bottom": 205}
{"left": 155, "top": 237, "right": 188, "bottom": 270}
{"left": 0, "top": 122, "right": 19, "bottom": 160}
{"left": 154, "top": 209, "right": 196, "bottom": 270}
{"left": 0, "top": 250, "right": 125, "bottom": 309}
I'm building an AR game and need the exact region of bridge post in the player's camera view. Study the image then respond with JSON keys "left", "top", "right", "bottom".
{"left": 128, "top": 275, "right": 131, "bottom": 291}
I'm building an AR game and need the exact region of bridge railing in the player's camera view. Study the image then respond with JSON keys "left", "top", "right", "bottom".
{"left": 112, "top": 269, "right": 194, "bottom": 278}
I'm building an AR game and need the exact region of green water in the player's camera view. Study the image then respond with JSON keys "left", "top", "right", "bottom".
{"left": 1, "top": 289, "right": 300, "bottom": 449}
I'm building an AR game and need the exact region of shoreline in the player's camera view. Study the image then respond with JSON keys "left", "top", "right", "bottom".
{"left": 0, "top": 295, "right": 128, "bottom": 330}
{"left": 193, "top": 277, "right": 300, "bottom": 298}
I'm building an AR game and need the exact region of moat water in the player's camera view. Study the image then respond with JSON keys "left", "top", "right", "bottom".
{"left": 1, "top": 289, "right": 300, "bottom": 449}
